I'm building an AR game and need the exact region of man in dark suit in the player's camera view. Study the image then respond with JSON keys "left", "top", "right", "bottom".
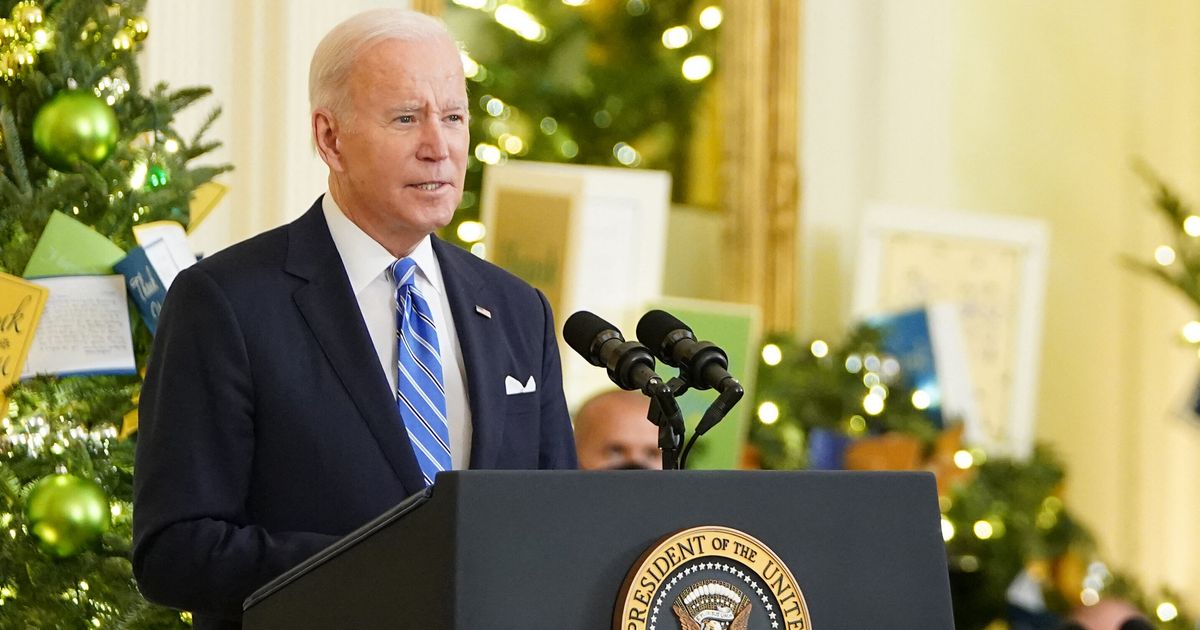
{"left": 132, "top": 9, "right": 576, "bottom": 628}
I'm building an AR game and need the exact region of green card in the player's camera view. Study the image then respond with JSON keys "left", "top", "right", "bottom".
{"left": 23, "top": 211, "right": 126, "bottom": 278}
{"left": 649, "top": 299, "right": 760, "bottom": 470}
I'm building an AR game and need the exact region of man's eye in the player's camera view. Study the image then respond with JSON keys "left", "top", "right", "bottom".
{"left": 395, "top": 115, "right": 415, "bottom": 124}
{"left": 446, "top": 114, "right": 465, "bottom": 123}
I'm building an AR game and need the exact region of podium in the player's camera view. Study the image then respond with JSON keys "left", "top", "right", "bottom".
{"left": 243, "top": 470, "right": 954, "bottom": 629}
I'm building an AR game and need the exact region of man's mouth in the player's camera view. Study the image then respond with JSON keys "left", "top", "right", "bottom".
{"left": 412, "top": 182, "right": 448, "bottom": 191}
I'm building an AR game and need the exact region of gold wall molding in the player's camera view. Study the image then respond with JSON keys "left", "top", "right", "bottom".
{"left": 413, "top": 0, "right": 443, "bottom": 17}
{"left": 723, "top": 1, "right": 802, "bottom": 333}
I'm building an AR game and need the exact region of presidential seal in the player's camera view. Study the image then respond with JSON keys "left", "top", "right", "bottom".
{"left": 615, "top": 526, "right": 811, "bottom": 630}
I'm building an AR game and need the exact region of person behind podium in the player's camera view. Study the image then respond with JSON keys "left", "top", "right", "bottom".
{"left": 131, "top": 9, "right": 576, "bottom": 628}
{"left": 574, "top": 389, "right": 662, "bottom": 470}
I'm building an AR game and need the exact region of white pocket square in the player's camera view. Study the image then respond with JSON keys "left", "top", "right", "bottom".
{"left": 504, "top": 375, "right": 537, "bottom": 395}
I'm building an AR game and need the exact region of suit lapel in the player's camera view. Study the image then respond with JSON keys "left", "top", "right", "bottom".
{"left": 432, "top": 237, "right": 505, "bottom": 468}
{"left": 284, "top": 200, "right": 425, "bottom": 493}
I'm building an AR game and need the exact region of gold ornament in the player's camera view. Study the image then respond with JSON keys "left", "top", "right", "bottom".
{"left": 11, "top": 1, "right": 43, "bottom": 28}
{"left": 0, "top": 51, "right": 15, "bottom": 79}
{"left": 111, "top": 29, "right": 132, "bottom": 51}
{"left": 0, "top": 18, "right": 16, "bottom": 42}
{"left": 127, "top": 16, "right": 149, "bottom": 42}
{"left": 11, "top": 43, "right": 34, "bottom": 68}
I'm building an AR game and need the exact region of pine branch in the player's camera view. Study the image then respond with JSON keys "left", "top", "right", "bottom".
{"left": 0, "top": 168, "right": 25, "bottom": 203}
{"left": 190, "top": 106, "right": 222, "bottom": 147}
{"left": 0, "top": 106, "right": 32, "bottom": 198}
{"left": 184, "top": 141, "right": 224, "bottom": 162}
{"left": 164, "top": 85, "right": 212, "bottom": 112}
{"left": 0, "top": 463, "right": 20, "bottom": 503}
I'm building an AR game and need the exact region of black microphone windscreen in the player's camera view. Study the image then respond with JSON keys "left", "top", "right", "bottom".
{"left": 636, "top": 309, "right": 691, "bottom": 353}
{"left": 563, "top": 311, "right": 617, "bottom": 362}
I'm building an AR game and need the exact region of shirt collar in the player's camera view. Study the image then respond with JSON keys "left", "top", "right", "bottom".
{"left": 321, "top": 193, "right": 443, "bottom": 296}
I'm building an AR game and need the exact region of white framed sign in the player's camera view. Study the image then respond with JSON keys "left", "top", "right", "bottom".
{"left": 852, "top": 204, "right": 1050, "bottom": 459}
{"left": 480, "top": 160, "right": 672, "bottom": 405}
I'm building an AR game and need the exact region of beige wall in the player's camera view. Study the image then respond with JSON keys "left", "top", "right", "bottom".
{"left": 802, "top": 0, "right": 1200, "bottom": 602}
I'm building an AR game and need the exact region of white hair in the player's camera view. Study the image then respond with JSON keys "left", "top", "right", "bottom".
{"left": 309, "top": 8, "right": 456, "bottom": 120}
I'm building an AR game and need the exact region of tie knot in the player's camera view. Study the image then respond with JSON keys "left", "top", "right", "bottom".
{"left": 390, "top": 258, "right": 418, "bottom": 288}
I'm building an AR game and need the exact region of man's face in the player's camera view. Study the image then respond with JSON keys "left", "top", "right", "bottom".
{"left": 575, "top": 399, "right": 663, "bottom": 470}
{"left": 330, "top": 36, "right": 468, "bottom": 246}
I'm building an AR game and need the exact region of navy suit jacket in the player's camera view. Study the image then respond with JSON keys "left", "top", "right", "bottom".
{"left": 132, "top": 199, "right": 577, "bottom": 627}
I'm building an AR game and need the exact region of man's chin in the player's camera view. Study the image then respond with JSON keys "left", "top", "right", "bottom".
{"left": 400, "top": 202, "right": 458, "bottom": 234}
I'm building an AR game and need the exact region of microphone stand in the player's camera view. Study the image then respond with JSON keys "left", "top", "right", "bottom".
{"left": 642, "top": 377, "right": 688, "bottom": 470}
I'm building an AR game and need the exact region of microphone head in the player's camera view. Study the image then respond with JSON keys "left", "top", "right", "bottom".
{"left": 563, "top": 311, "right": 622, "bottom": 367}
{"left": 636, "top": 309, "right": 693, "bottom": 364}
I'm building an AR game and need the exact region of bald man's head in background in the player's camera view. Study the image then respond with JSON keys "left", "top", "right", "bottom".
{"left": 573, "top": 390, "right": 662, "bottom": 470}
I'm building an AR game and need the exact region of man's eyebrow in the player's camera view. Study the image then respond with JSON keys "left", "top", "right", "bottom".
{"left": 385, "top": 102, "right": 468, "bottom": 115}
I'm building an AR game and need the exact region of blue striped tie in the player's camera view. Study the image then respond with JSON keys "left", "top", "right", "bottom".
{"left": 391, "top": 258, "right": 450, "bottom": 486}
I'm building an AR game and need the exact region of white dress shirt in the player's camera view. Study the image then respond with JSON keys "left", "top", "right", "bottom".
{"left": 322, "top": 194, "right": 472, "bottom": 469}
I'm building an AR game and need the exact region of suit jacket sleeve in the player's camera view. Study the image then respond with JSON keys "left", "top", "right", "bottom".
{"left": 534, "top": 287, "right": 578, "bottom": 469}
{"left": 132, "top": 266, "right": 338, "bottom": 619}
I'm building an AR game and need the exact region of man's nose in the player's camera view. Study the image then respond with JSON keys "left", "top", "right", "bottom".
{"left": 417, "top": 122, "right": 450, "bottom": 161}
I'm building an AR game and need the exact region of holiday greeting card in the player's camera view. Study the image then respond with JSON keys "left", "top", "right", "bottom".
{"left": 0, "top": 272, "right": 49, "bottom": 395}
{"left": 23, "top": 211, "right": 126, "bottom": 278}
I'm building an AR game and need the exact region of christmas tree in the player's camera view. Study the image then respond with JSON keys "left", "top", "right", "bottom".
{"left": 0, "top": 0, "right": 227, "bottom": 627}
{"left": 751, "top": 329, "right": 1194, "bottom": 629}
{"left": 442, "top": 0, "right": 722, "bottom": 249}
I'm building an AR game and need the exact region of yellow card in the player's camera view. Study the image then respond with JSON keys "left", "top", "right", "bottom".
{"left": 120, "top": 387, "right": 141, "bottom": 440}
{"left": 188, "top": 181, "right": 228, "bottom": 233}
{"left": 0, "top": 271, "right": 50, "bottom": 394}
{"left": 120, "top": 408, "right": 138, "bottom": 440}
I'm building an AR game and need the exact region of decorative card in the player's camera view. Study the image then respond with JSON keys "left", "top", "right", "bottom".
{"left": 23, "top": 211, "right": 126, "bottom": 278}
{"left": 188, "top": 181, "right": 228, "bottom": 232}
{"left": 645, "top": 297, "right": 760, "bottom": 471}
{"left": 21, "top": 275, "right": 135, "bottom": 378}
{"left": 869, "top": 304, "right": 981, "bottom": 439}
{"left": 131, "top": 220, "right": 196, "bottom": 288}
{"left": 0, "top": 272, "right": 49, "bottom": 394}
{"left": 114, "top": 245, "right": 168, "bottom": 333}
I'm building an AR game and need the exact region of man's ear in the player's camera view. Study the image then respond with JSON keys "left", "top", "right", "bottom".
{"left": 312, "top": 108, "right": 344, "bottom": 171}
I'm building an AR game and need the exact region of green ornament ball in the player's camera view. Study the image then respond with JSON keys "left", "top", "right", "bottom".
{"left": 24, "top": 473, "right": 111, "bottom": 558}
{"left": 32, "top": 90, "right": 120, "bottom": 171}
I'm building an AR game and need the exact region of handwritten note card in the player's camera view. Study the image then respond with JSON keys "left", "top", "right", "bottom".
{"left": 21, "top": 275, "right": 135, "bottom": 378}
{"left": 0, "top": 272, "right": 49, "bottom": 393}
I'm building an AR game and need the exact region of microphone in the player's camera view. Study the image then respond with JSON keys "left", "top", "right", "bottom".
{"left": 563, "top": 311, "right": 662, "bottom": 392}
{"left": 636, "top": 309, "right": 738, "bottom": 393}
